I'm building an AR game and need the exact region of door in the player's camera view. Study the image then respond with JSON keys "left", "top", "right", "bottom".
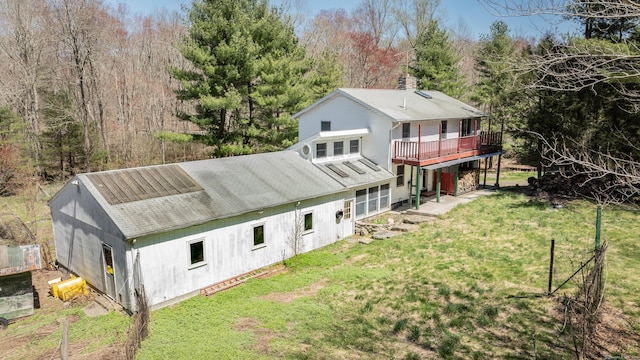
{"left": 434, "top": 172, "right": 456, "bottom": 195}
{"left": 342, "top": 200, "right": 355, "bottom": 236}
{"left": 102, "top": 244, "right": 116, "bottom": 299}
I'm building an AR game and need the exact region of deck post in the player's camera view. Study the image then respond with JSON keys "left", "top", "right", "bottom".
{"left": 495, "top": 152, "right": 502, "bottom": 188}
{"left": 454, "top": 164, "right": 459, "bottom": 196}
{"left": 436, "top": 168, "right": 441, "bottom": 203}
{"left": 483, "top": 157, "right": 489, "bottom": 188}
{"left": 408, "top": 165, "right": 414, "bottom": 207}
{"left": 415, "top": 166, "right": 422, "bottom": 210}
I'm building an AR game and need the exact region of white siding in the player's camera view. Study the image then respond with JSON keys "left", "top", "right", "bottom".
{"left": 132, "top": 193, "right": 348, "bottom": 310}
{"left": 298, "top": 96, "right": 372, "bottom": 140}
{"left": 49, "top": 178, "right": 133, "bottom": 309}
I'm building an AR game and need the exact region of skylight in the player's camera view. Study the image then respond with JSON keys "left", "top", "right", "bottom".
{"left": 415, "top": 90, "right": 432, "bottom": 99}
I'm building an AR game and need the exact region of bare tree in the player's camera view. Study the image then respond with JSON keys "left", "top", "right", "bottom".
{"left": 392, "top": 0, "right": 441, "bottom": 48}
{"left": 478, "top": 1, "right": 640, "bottom": 207}
{"left": 479, "top": 0, "right": 640, "bottom": 110}
{"left": 0, "top": 0, "right": 49, "bottom": 172}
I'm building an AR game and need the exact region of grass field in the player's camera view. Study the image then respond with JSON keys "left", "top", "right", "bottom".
{"left": 137, "top": 191, "right": 640, "bottom": 359}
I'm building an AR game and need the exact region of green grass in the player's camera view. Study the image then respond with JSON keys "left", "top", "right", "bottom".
{"left": 136, "top": 191, "right": 640, "bottom": 359}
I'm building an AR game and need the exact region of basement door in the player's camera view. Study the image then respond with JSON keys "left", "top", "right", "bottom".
{"left": 102, "top": 244, "right": 116, "bottom": 299}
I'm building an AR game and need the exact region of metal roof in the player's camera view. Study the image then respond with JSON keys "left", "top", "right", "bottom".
{"left": 315, "top": 157, "right": 395, "bottom": 189}
{"left": 78, "top": 151, "right": 346, "bottom": 239}
{"left": 86, "top": 165, "right": 202, "bottom": 205}
{"left": 295, "top": 88, "right": 486, "bottom": 122}
{"left": 0, "top": 245, "right": 42, "bottom": 276}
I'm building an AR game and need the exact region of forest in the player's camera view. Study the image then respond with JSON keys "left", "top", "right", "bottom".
{"left": 0, "top": 0, "right": 638, "bottom": 205}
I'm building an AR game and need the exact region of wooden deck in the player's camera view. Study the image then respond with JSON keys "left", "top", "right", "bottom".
{"left": 392, "top": 131, "right": 502, "bottom": 167}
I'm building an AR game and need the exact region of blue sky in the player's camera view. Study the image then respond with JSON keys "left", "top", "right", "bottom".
{"left": 105, "top": 0, "right": 577, "bottom": 40}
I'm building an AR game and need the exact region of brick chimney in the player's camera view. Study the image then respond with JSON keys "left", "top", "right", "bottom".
{"left": 397, "top": 73, "right": 417, "bottom": 90}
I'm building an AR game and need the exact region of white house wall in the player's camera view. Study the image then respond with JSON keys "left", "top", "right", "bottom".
{"left": 49, "top": 179, "right": 132, "bottom": 309}
{"left": 132, "top": 193, "right": 347, "bottom": 310}
{"left": 298, "top": 96, "right": 392, "bottom": 171}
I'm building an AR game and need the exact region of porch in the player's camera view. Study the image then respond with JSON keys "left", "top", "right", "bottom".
{"left": 392, "top": 131, "right": 502, "bottom": 166}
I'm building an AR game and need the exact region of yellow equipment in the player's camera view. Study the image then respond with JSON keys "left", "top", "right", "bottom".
{"left": 49, "top": 275, "right": 89, "bottom": 301}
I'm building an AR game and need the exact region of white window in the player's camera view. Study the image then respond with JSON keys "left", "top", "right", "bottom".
{"left": 303, "top": 212, "right": 313, "bottom": 233}
{"left": 188, "top": 238, "right": 205, "bottom": 268}
{"left": 316, "top": 143, "right": 327, "bottom": 158}
{"left": 334, "top": 141, "right": 344, "bottom": 156}
{"left": 253, "top": 224, "right": 265, "bottom": 248}
{"left": 380, "top": 184, "right": 390, "bottom": 209}
{"left": 396, "top": 165, "right": 405, "bottom": 187}
{"left": 349, "top": 139, "right": 359, "bottom": 154}
{"left": 355, "top": 189, "right": 367, "bottom": 217}
{"left": 368, "top": 186, "right": 378, "bottom": 213}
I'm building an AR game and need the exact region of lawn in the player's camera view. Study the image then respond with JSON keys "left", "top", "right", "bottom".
{"left": 137, "top": 191, "right": 640, "bottom": 359}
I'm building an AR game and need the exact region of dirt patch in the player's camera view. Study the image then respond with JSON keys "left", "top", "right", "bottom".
{"left": 235, "top": 317, "right": 276, "bottom": 354}
{"left": 261, "top": 279, "right": 328, "bottom": 304}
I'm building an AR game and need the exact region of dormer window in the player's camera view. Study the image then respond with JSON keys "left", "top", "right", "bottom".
{"left": 334, "top": 141, "right": 344, "bottom": 156}
{"left": 349, "top": 139, "right": 359, "bottom": 154}
{"left": 316, "top": 143, "right": 327, "bottom": 158}
{"left": 321, "top": 121, "right": 331, "bottom": 131}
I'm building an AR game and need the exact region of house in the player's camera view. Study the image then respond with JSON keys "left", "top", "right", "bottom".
{"left": 49, "top": 151, "right": 393, "bottom": 311}
{"left": 291, "top": 80, "right": 502, "bottom": 209}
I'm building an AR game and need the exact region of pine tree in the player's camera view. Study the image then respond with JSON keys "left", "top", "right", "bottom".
{"left": 412, "top": 20, "right": 466, "bottom": 98}
{"left": 170, "top": 0, "right": 336, "bottom": 156}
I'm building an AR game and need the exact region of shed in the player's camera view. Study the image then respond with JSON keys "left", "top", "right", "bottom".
{"left": 49, "top": 151, "right": 364, "bottom": 311}
{"left": 0, "top": 245, "right": 42, "bottom": 323}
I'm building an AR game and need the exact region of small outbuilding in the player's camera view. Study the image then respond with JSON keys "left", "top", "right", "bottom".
{"left": 49, "top": 151, "right": 393, "bottom": 311}
{"left": 0, "top": 245, "right": 42, "bottom": 326}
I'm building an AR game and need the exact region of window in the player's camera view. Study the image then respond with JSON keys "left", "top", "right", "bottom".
{"left": 333, "top": 141, "right": 344, "bottom": 156}
{"left": 316, "top": 143, "right": 327, "bottom": 158}
{"left": 461, "top": 119, "right": 474, "bottom": 137}
{"left": 441, "top": 120, "right": 448, "bottom": 139}
{"left": 368, "top": 186, "right": 378, "bottom": 213}
{"left": 253, "top": 225, "right": 265, "bottom": 247}
{"left": 321, "top": 121, "right": 331, "bottom": 131}
{"left": 344, "top": 200, "right": 352, "bottom": 220}
{"left": 349, "top": 139, "right": 359, "bottom": 154}
{"left": 396, "top": 165, "right": 405, "bottom": 187}
{"left": 380, "top": 184, "right": 390, "bottom": 209}
{"left": 402, "top": 123, "right": 410, "bottom": 139}
{"left": 304, "top": 212, "right": 313, "bottom": 232}
{"left": 355, "top": 189, "right": 367, "bottom": 217}
{"left": 189, "top": 239, "right": 205, "bottom": 267}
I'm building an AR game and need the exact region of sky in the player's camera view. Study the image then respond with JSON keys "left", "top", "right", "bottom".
{"left": 105, "top": 0, "right": 577, "bottom": 40}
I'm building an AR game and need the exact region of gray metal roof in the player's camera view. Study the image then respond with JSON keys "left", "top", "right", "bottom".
{"left": 315, "top": 157, "right": 395, "bottom": 189}
{"left": 295, "top": 88, "right": 486, "bottom": 122}
{"left": 78, "top": 151, "right": 346, "bottom": 239}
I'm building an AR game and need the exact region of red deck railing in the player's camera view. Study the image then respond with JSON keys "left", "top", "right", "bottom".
{"left": 393, "top": 131, "right": 502, "bottom": 163}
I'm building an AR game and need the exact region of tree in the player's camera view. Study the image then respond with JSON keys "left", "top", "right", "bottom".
{"left": 393, "top": 0, "right": 441, "bottom": 48}
{"left": 40, "top": 91, "right": 84, "bottom": 179}
{"left": 0, "top": 107, "right": 25, "bottom": 196}
{"left": 412, "top": 20, "right": 466, "bottom": 98}
{"left": 0, "top": 0, "right": 48, "bottom": 174}
{"left": 478, "top": 0, "right": 640, "bottom": 206}
{"left": 170, "top": 0, "right": 315, "bottom": 156}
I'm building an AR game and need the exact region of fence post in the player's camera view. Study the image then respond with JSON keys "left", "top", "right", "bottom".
{"left": 61, "top": 319, "right": 69, "bottom": 360}
{"left": 548, "top": 239, "right": 555, "bottom": 295}
{"left": 595, "top": 206, "right": 602, "bottom": 250}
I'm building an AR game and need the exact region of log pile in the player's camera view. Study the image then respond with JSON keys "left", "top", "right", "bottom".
{"left": 457, "top": 170, "right": 479, "bottom": 194}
